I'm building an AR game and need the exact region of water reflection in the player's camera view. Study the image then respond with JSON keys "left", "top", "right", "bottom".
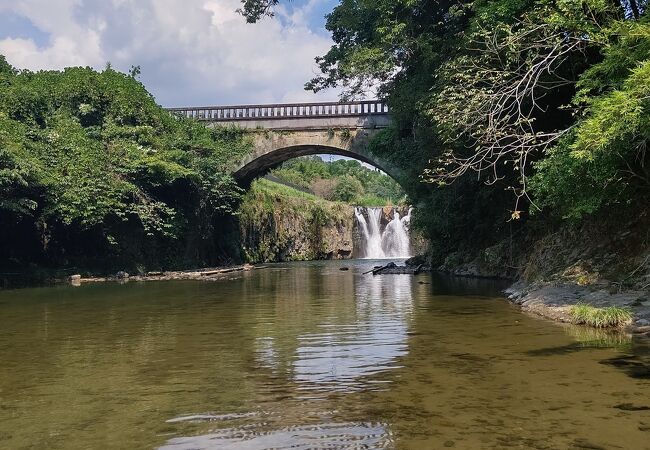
{"left": 565, "top": 324, "right": 633, "bottom": 349}
{"left": 249, "top": 268, "right": 414, "bottom": 392}
{"left": 290, "top": 274, "right": 413, "bottom": 393}
{"left": 160, "top": 421, "right": 393, "bottom": 450}
{"left": 170, "top": 266, "right": 415, "bottom": 448}
{"left": 425, "top": 272, "right": 510, "bottom": 297}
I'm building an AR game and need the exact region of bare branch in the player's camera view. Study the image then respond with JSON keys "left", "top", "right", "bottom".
{"left": 423, "top": 16, "right": 592, "bottom": 217}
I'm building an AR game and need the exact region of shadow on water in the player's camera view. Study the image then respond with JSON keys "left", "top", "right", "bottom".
{"left": 524, "top": 322, "right": 650, "bottom": 379}
{"left": 0, "top": 272, "right": 56, "bottom": 290}
{"left": 422, "top": 272, "right": 511, "bottom": 297}
{"left": 600, "top": 338, "right": 650, "bottom": 379}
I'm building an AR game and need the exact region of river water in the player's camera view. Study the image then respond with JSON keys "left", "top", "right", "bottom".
{"left": 0, "top": 260, "right": 649, "bottom": 449}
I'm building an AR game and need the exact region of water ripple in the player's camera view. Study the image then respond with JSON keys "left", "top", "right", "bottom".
{"left": 160, "top": 421, "right": 393, "bottom": 449}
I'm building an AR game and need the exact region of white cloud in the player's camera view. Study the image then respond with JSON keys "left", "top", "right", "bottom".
{"left": 0, "top": 0, "right": 339, "bottom": 106}
{"left": 0, "top": 0, "right": 104, "bottom": 70}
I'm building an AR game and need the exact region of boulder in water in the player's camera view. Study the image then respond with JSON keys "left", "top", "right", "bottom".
{"left": 406, "top": 255, "right": 426, "bottom": 267}
{"left": 370, "top": 262, "right": 424, "bottom": 275}
{"left": 69, "top": 274, "right": 81, "bottom": 286}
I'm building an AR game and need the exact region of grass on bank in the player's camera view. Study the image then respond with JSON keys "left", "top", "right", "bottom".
{"left": 256, "top": 177, "right": 406, "bottom": 208}
{"left": 251, "top": 178, "right": 321, "bottom": 202}
{"left": 569, "top": 303, "right": 633, "bottom": 328}
{"left": 238, "top": 178, "right": 350, "bottom": 222}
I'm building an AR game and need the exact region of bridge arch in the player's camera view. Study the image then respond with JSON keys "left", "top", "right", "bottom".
{"left": 233, "top": 129, "right": 403, "bottom": 186}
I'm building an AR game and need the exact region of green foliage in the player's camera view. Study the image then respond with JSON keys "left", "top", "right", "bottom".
{"left": 237, "top": 0, "right": 280, "bottom": 23}
{"left": 270, "top": 155, "right": 406, "bottom": 206}
{"left": 569, "top": 303, "right": 634, "bottom": 328}
{"left": 296, "top": 0, "right": 649, "bottom": 263}
{"left": 332, "top": 175, "right": 364, "bottom": 202}
{"left": 531, "top": 18, "right": 650, "bottom": 219}
{"left": 307, "top": 0, "right": 468, "bottom": 97}
{"left": 0, "top": 59, "right": 251, "bottom": 269}
{"left": 242, "top": 177, "right": 321, "bottom": 206}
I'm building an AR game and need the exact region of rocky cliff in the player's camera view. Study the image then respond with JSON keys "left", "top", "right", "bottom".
{"left": 237, "top": 179, "right": 354, "bottom": 263}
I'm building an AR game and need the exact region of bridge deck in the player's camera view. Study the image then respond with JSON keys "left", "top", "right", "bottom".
{"left": 166, "top": 100, "right": 389, "bottom": 129}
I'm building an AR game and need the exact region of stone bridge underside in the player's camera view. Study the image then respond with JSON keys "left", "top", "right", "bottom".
{"left": 167, "top": 100, "right": 403, "bottom": 185}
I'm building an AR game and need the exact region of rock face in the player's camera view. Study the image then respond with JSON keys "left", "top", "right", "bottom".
{"left": 437, "top": 241, "right": 519, "bottom": 279}
{"left": 439, "top": 210, "right": 650, "bottom": 285}
{"left": 238, "top": 192, "right": 354, "bottom": 263}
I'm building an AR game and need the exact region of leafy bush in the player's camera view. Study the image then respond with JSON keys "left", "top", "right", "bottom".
{"left": 532, "top": 53, "right": 650, "bottom": 219}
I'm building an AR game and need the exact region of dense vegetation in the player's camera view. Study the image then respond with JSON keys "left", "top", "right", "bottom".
{"left": 270, "top": 156, "right": 406, "bottom": 206}
{"left": 0, "top": 58, "right": 251, "bottom": 272}
{"left": 242, "top": 0, "right": 649, "bottom": 268}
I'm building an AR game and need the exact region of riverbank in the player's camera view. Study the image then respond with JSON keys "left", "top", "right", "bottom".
{"left": 505, "top": 281, "right": 650, "bottom": 336}
{"left": 67, "top": 264, "right": 262, "bottom": 285}
{"left": 400, "top": 256, "right": 650, "bottom": 335}
{"left": 20, "top": 251, "right": 650, "bottom": 338}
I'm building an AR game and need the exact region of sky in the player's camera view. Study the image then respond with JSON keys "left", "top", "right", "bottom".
{"left": 0, "top": 0, "right": 341, "bottom": 107}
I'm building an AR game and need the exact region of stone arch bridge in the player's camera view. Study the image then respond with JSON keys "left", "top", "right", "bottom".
{"left": 167, "top": 100, "right": 401, "bottom": 185}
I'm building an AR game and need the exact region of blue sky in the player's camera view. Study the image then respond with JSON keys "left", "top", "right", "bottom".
{"left": 0, "top": 0, "right": 342, "bottom": 106}
{"left": 0, "top": 12, "right": 50, "bottom": 47}
{"left": 277, "top": 0, "right": 338, "bottom": 31}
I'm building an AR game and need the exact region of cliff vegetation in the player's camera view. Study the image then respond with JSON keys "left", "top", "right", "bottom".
{"left": 238, "top": 178, "right": 354, "bottom": 262}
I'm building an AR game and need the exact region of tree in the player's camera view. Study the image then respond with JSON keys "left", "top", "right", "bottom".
{"left": 530, "top": 18, "right": 650, "bottom": 219}
{"left": 237, "top": 0, "right": 281, "bottom": 23}
{"left": 332, "top": 175, "right": 364, "bottom": 202}
{"left": 423, "top": 1, "right": 612, "bottom": 217}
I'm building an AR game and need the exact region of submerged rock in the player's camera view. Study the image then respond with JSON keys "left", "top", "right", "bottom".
{"left": 69, "top": 274, "right": 81, "bottom": 286}
{"left": 369, "top": 262, "right": 422, "bottom": 275}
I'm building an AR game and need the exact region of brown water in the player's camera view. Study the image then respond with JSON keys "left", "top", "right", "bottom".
{"left": 0, "top": 260, "right": 649, "bottom": 449}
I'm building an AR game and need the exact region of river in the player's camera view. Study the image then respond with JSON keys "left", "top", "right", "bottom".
{"left": 0, "top": 260, "right": 649, "bottom": 449}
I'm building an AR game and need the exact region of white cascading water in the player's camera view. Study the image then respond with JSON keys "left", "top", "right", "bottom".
{"left": 355, "top": 207, "right": 413, "bottom": 259}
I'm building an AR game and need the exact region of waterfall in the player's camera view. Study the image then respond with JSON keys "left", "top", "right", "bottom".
{"left": 354, "top": 207, "right": 412, "bottom": 259}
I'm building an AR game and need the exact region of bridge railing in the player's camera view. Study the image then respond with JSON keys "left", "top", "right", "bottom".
{"left": 166, "top": 100, "right": 388, "bottom": 121}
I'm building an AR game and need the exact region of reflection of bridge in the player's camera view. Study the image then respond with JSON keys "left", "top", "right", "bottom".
{"left": 166, "top": 101, "right": 401, "bottom": 185}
